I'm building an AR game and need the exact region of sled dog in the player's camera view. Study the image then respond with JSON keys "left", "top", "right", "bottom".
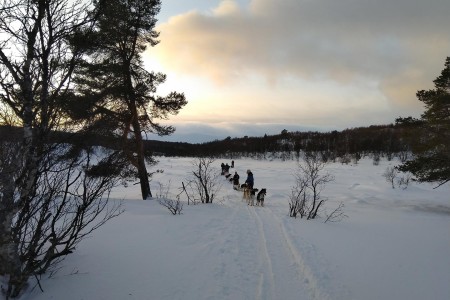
{"left": 256, "top": 189, "right": 267, "bottom": 207}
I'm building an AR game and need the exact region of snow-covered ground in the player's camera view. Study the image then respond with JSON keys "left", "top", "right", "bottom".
{"left": 17, "top": 157, "right": 450, "bottom": 300}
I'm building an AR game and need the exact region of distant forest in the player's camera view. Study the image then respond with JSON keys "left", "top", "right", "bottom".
{"left": 0, "top": 120, "right": 418, "bottom": 162}
{"left": 155, "top": 122, "right": 417, "bottom": 162}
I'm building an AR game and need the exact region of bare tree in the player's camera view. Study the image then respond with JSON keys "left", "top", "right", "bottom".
{"left": 383, "top": 166, "right": 398, "bottom": 189}
{"left": 289, "top": 174, "right": 309, "bottom": 218}
{"left": 189, "top": 157, "right": 222, "bottom": 204}
{"left": 179, "top": 181, "right": 197, "bottom": 205}
{"left": 0, "top": 1, "right": 123, "bottom": 298}
{"left": 397, "top": 149, "right": 410, "bottom": 163}
{"left": 396, "top": 173, "right": 412, "bottom": 190}
{"left": 158, "top": 197, "right": 183, "bottom": 215}
{"left": 289, "top": 153, "right": 335, "bottom": 220}
{"left": 324, "top": 202, "right": 348, "bottom": 223}
{"left": 372, "top": 153, "right": 381, "bottom": 165}
{"left": 0, "top": 142, "right": 123, "bottom": 298}
{"left": 154, "top": 181, "right": 183, "bottom": 215}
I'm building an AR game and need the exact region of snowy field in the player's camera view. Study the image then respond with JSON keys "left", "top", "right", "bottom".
{"left": 18, "top": 156, "right": 450, "bottom": 300}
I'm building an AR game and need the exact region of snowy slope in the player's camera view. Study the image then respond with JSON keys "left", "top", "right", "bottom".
{"left": 14, "top": 157, "right": 450, "bottom": 300}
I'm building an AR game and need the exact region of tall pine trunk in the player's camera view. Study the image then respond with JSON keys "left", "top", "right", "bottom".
{"left": 126, "top": 71, "right": 152, "bottom": 200}
{"left": 131, "top": 115, "right": 152, "bottom": 200}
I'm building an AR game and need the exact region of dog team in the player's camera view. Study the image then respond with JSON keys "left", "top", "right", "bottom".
{"left": 221, "top": 162, "right": 267, "bottom": 207}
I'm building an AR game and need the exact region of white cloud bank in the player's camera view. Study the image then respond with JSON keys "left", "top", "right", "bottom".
{"left": 146, "top": 0, "right": 450, "bottom": 142}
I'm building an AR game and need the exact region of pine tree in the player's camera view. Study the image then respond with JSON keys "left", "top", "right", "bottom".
{"left": 71, "top": 0, "right": 186, "bottom": 199}
{"left": 398, "top": 57, "right": 450, "bottom": 187}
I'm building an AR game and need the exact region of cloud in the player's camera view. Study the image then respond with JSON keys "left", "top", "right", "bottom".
{"left": 146, "top": 0, "right": 450, "bottom": 136}
{"left": 155, "top": 0, "right": 449, "bottom": 78}
{"left": 213, "top": 0, "right": 241, "bottom": 16}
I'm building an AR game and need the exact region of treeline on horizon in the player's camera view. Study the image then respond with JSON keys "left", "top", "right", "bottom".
{"left": 178, "top": 121, "right": 418, "bottom": 161}
{"left": 0, "top": 120, "right": 419, "bottom": 160}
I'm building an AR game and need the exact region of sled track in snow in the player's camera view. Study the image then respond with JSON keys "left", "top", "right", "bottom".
{"left": 247, "top": 205, "right": 276, "bottom": 300}
{"left": 251, "top": 207, "right": 332, "bottom": 300}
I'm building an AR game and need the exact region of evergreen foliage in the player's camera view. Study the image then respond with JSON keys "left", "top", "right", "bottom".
{"left": 398, "top": 57, "right": 450, "bottom": 187}
{"left": 69, "top": 0, "right": 187, "bottom": 199}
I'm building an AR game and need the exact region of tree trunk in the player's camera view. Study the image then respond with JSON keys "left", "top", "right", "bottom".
{"left": 0, "top": 178, "right": 20, "bottom": 278}
{"left": 129, "top": 99, "right": 152, "bottom": 200}
{"left": 0, "top": 167, "right": 29, "bottom": 299}
{"left": 0, "top": 143, "right": 14, "bottom": 273}
{"left": 138, "top": 155, "right": 152, "bottom": 200}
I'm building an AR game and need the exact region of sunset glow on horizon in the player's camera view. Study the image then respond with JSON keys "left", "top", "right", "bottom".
{"left": 143, "top": 0, "right": 450, "bottom": 143}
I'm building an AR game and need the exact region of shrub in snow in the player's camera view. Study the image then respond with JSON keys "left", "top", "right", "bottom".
{"left": 339, "top": 154, "right": 351, "bottom": 165}
{"left": 324, "top": 202, "right": 348, "bottom": 223}
{"left": 383, "top": 166, "right": 398, "bottom": 189}
{"left": 158, "top": 198, "right": 183, "bottom": 215}
{"left": 396, "top": 172, "right": 412, "bottom": 190}
{"left": 188, "top": 157, "right": 222, "bottom": 204}
{"left": 289, "top": 153, "right": 335, "bottom": 220}
{"left": 0, "top": 144, "right": 123, "bottom": 298}
{"left": 372, "top": 153, "right": 381, "bottom": 165}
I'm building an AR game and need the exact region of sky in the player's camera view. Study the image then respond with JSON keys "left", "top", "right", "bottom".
{"left": 144, "top": 0, "right": 450, "bottom": 143}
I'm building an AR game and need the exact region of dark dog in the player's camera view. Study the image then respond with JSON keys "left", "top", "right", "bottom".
{"left": 225, "top": 173, "right": 231, "bottom": 179}
{"left": 246, "top": 188, "right": 259, "bottom": 206}
{"left": 256, "top": 189, "right": 267, "bottom": 207}
{"left": 236, "top": 183, "right": 246, "bottom": 192}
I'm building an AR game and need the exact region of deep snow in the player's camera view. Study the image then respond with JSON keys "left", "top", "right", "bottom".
{"left": 10, "top": 156, "right": 450, "bottom": 300}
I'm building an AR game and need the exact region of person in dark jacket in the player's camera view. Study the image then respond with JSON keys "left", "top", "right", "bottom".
{"left": 224, "top": 163, "right": 230, "bottom": 174}
{"left": 245, "top": 169, "right": 254, "bottom": 189}
{"left": 233, "top": 172, "right": 240, "bottom": 186}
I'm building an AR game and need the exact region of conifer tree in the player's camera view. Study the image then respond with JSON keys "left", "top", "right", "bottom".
{"left": 398, "top": 57, "right": 450, "bottom": 187}
{"left": 72, "top": 0, "right": 187, "bottom": 199}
